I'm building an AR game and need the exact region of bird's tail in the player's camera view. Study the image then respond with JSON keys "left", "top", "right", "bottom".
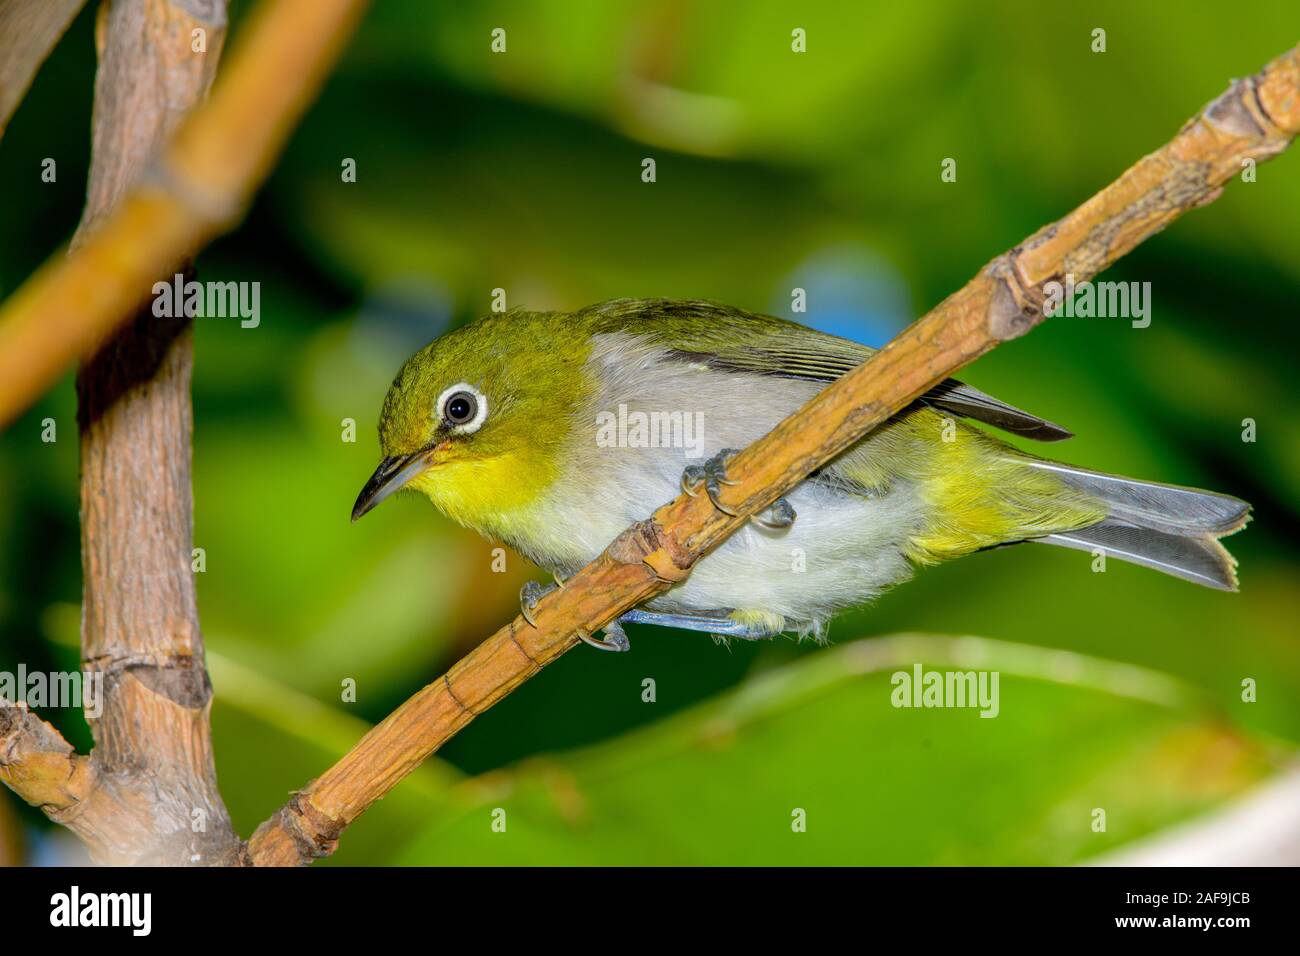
{"left": 1021, "top": 460, "right": 1251, "bottom": 591}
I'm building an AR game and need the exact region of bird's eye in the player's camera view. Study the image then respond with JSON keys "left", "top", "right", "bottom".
{"left": 435, "top": 383, "right": 488, "bottom": 433}
{"left": 445, "top": 393, "right": 475, "bottom": 424}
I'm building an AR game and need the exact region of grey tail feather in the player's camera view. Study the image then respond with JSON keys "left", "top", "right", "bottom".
{"left": 1021, "top": 460, "right": 1251, "bottom": 591}
{"left": 1034, "top": 522, "right": 1240, "bottom": 591}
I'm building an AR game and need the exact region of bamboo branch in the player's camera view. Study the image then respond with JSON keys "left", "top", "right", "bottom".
{"left": 0, "top": 0, "right": 371, "bottom": 430}
{"left": 247, "top": 45, "right": 1300, "bottom": 866}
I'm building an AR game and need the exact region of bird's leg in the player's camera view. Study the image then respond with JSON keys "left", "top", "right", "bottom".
{"left": 619, "top": 608, "right": 785, "bottom": 641}
{"left": 682, "top": 449, "right": 796, "bottom": 530}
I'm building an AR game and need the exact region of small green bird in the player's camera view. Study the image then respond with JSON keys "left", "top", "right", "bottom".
{"left": 353, "top": 299, "right": 1250, "bottom": 649}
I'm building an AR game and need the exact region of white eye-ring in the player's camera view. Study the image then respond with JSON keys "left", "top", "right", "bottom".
{"left": 435, "top": 382, "right": 489, "bottom": 434}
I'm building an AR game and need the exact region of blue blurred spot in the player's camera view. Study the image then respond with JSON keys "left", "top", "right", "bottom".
{"left": 773, "top": 245, "right": 911, "bottom": 347}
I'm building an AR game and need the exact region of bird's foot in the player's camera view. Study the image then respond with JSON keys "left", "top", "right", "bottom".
{"left": 682, "top": 449, "right": 796, "bottom": 530}
{"left": 681, "top": 448, "right": 741, "bottom": 515}
{"left": 577, "top": 619, "right": 631, "bottom": 652}
{"left": 751, "top": 496, "right": 796, "bottom": 531}
{"left": 619, "top": 607, "right": 786, "bottom": 641}
{"left": 518, "top": 579, "right": 557, "bottom": 628}
{"left": 521, "top": 579, "right": 630, "bottom": 651}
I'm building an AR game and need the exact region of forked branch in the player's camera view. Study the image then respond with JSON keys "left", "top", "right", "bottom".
{"left": 0, "top": 0, "right": 372, "bottom": 863}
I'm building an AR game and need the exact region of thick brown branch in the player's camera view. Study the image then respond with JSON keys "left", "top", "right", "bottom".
{"left": 248, "top": 46, "right": 1300, "bottom": 866}
{"left": 68, "top": 0, "right": 236, "bottom": 866}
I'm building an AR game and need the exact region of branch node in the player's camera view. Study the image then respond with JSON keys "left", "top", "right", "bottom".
{"left": 507, "top": 621, "right": 540, "bottom": 664}
{"left": 443, "top": 674, "right": 477, "bottom": 716}
{"left": 985, "top": 253, "right": 1045, "bottom": 342}
{"left": 612, "top": 518, "right": 694, "bottom": 582}
{"left": 643, "top": 545, "right": 692, "bottom": 583}
{"left": 263, "top": 793, "right": 342, "bottom": 864}
{"left": 1205, "top": 77, "right": 1271, "bottom": 139}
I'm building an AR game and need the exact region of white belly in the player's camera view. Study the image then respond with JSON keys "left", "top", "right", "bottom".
{"left": 515, "top": 335, "right": 925, "bottom": 630}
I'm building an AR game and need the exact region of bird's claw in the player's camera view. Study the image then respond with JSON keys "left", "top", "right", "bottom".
{"left": 681, "top": 463, "right": 707, "bottom": 496}
{"left": 751, "top": 496, "right": 796, "bottom": 530}
{"left": 681, "top": 448, "right": 741, "bottom": 515}
{"left": 519, "top": 579, "right": 557, "bottom": 628}
{"left": 577, "top": 619, "right": 631, "bottom": 652}
{"left": 682, "top": 451, "right": 794, "bottom": 528}
{"left": 522, "top": 579, "right": 629, "bottom": 651}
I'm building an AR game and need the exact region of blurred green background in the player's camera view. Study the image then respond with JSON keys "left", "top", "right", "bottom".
{"left": 1, "top": 0, "right": 1298, "bottom": 865}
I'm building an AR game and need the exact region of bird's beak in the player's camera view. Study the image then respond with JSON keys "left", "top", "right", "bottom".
{"left": 351, "top": 451, "right": 434, "bottom": 522}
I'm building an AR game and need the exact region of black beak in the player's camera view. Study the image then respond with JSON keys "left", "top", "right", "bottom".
{"left": 351, "top": 452, "right": 431, "bottom": 522}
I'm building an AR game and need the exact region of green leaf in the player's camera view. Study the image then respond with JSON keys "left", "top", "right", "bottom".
{"left": 396, "top": 635, "right": 1277, "bottom": 865}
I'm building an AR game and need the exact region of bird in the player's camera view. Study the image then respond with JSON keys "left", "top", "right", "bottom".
{"left": 352, "top": 298, "right": 1250, "bottom": 650}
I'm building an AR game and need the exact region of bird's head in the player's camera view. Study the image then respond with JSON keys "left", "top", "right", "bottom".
{"left": 351, "top": 311, "right": 592, "bottom": 528}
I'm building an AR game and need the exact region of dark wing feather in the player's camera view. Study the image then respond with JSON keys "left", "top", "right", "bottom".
{"left": 919, "top": 379, "right": 1072, "bottom": 442}
{"left": 602, "top": 298, "right": 1071, "bottom": 442}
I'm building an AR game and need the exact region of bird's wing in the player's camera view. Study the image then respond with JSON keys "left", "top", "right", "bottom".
{"left": 601, "top": 299, "right": 1071, "bottom": 442}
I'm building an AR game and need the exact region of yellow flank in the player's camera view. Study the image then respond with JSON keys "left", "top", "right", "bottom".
{"left": 729, "top": 608, "right": 785, "bottom": 631}
{"left": 886, "top": 410, "right": 1105, "bottom": 564}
